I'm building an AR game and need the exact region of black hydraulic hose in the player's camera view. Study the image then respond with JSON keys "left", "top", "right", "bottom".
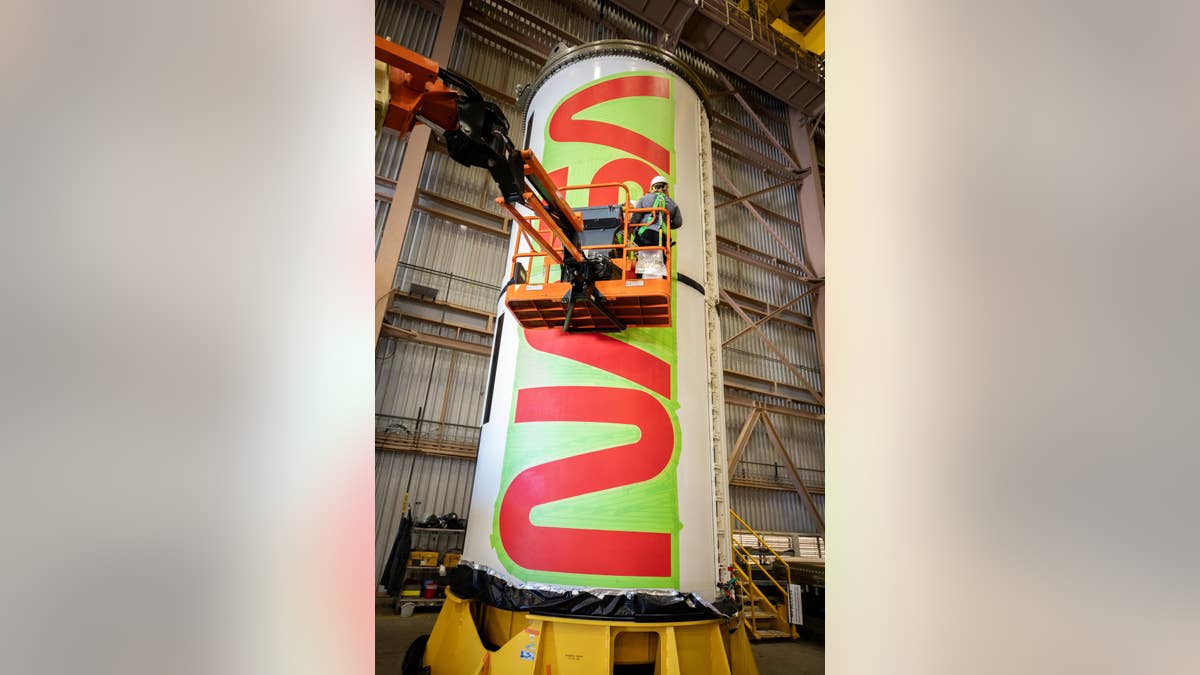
{"left": 677, "top": 273, "right": 705, "bottom": 296}
{"left": 436, "top": 67, "right": 482, "bottom": 101}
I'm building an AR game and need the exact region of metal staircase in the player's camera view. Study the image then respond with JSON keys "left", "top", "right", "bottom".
{"left": 729, "top": 509, "right": 798, "bottom": 640}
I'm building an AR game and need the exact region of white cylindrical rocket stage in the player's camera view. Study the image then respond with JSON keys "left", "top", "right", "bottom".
{"left": 461, "top": 41, "right": 728, "bottom": 610}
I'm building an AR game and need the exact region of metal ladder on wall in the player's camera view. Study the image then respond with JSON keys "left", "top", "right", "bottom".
{"left": 729, "top": 509, "right": 799, "bottom": 640}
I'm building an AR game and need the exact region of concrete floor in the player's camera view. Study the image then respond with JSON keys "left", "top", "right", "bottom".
{"left": 377, "top": 607, "right": 823, "bottom": 674}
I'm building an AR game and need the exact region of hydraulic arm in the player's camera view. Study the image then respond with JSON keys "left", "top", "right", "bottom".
{"left": 375, "top": 36, "right": 670, "bottom": 333}
{"left": 375, "top": 36, "right": 529, "bottom": 206}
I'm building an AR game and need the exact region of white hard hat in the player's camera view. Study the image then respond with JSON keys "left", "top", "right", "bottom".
{"left": 650, "top": 175, "right": 668, "bottom": 188}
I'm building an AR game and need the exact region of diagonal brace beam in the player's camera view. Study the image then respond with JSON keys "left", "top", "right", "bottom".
{"left": 715, "top": 175, "right": 808, "bottom": 209}
{"left": 715, "top": 169, "right": 815, "bottom": 278}
{"left": 727, "top": 407, "right": 762, "bottom": 473}
{"left": 715, "top": 73, "right": 805, "bottom": 172}
{"left": 723, "top": 283, "right": 823, "bottom": 347}
{"left": 720, "top": 289, "right": 823, "bottom": 404}
{"left": 761, "top": 412, "right": 825, "bottom": 534}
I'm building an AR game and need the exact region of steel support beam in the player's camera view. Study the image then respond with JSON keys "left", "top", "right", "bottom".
{"left": 724, "top": 381, "right": 818, "bottom": 408}
{"left": 710, "top": 110, "right": 782, "bottom": 150}
{"left": 413, "top": 190, "right": 509, "bottom": 238}
{"left": 727, "top": 407, "right": 762, "bottom": 473}
{"left": 374, "top": 0, "right": 463, "bottom": 343}
{"left": 391, "top": 289, "right": 494, "bottom": 323}
{"left": 494, "top": 0, "right": 581, "bottom": 47}
{"left": 710, "top": 130, "right": 797, "bottom": 181}
{"left": 715, "top": 72, "right": 805, "bottom": 172}
{"left": 715, "top": 234, "right": 813, "bottom": 280}
{"left": 706, "top": 86, "right": 750, "bottom": 101}
{"left": 788, "top": 110, "right": 825, "bottom": 278}
{"left": 788, "top": 107, "right": 826, "bottom": 382}
{"left": 720, "top": 289, "right": 814, "bottom": 332}
{"left": 380, "top": 170, "right": 512, "bottom": 238}
{"left": 418, "top": 188, "right": 506, "bottom": 225}
{"left": 724, "top": 368, "right": 818, "bottom": 404}
{"left": 461, "top": 9, "right": 552, "bottom": 65}
{"left": 409, "top": 0, "right": 442, "bottom": 14}
{"left": 411, "top": 205, "right": 507, "bottom": 239}
{"left": 375, "top": 127, "right": 430, "bottom": 342}
{"left": 657, "top": 0, "right": 699, "bottom": 51}
{"left": 761, "top": 412, "right": 824, "bottom": 534}
{"left": 389, "top": 306, "right": 820, "bottom": 413}
{"left": 713, "top": 185, "right": 804, "bottom": 229}
{"left": 724, "top": 395, "right": 823, "bottom": 421}
{"left": 380, "top": 322, "right": 492, "bottom": 357}
{"left": 375, "top": 432, "right": 478, "bottom": 460}
{"left": 558, "top": 0, "right": 642, "bottom": 42}
{"left": 715, "top": 175, "right": 807, "bottom": 209}
{"left": 715, "top": 169, "right": 814, "bottom": 277}
{"left": 720, "top": 289, "right": 823, "bottom": 403}
{"left": 385, "top": 307, "right": 491, "bottom": 342}
{"left": 438, "top": 351, "right": 459, "bottom": 426}
{"left": 722, "top": 284, "right": 822, "bottom": 346}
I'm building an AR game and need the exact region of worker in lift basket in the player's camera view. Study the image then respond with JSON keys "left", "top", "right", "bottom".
{"left": 626, "top": 175, "right": 682, "bottom": 279}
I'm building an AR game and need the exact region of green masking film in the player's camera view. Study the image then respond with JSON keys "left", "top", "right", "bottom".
{"left": 490, "top": 71, "right": 683, "bottom": 589}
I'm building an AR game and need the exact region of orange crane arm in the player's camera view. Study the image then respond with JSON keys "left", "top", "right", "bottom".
{"left": 374, "top": 36, "right": 460, "bottom": 137}
{"left": 374, "top": 36, "right": 584, "bottom": 262}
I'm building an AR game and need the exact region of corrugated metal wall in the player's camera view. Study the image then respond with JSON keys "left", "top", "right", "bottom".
{"left": 376, "top": 0, "right": 440, "bottom": 54}
{"left": 725, "top": 405, "right": 824, "bottom": 487}
{"left": 374, "top": 0, "right": 438, "bottom": 257}
{"left": 374, "top": 0, "right": 825, "bottom": 577}
{"left": 376, "top": 340, "right": 493, "bottom": 424}
{"left": 375, "top": 451, "right": 476, "bottom": 577}
{"left": 730, "top": 486, "right": 825, "bottom": 535}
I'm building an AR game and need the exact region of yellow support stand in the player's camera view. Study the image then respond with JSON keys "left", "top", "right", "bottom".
{"left": 418, "top": 590, "right": 759, "bottom": 674}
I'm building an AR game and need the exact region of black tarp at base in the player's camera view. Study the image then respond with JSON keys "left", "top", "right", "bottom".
{"left": 380, "top": 510, "right": 414, "bottom": 596}
{"left": 448, "top": 565, "right": 737, "bottom": 622}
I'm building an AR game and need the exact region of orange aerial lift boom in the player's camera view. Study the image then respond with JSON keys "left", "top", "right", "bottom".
{"left": 375, "top": 37, "right": 673, "bottom": 333}
{"left": 375, "top": 36, "right": 530, "bottom": 204}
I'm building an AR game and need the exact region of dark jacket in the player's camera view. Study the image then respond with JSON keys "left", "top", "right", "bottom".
{"left": 630, "top": 192, "right": 682, "bottom": 230}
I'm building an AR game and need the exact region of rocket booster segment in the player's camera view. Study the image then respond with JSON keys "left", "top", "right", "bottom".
{"left": 461, "top": 41, "right": 727, "bottom": 606}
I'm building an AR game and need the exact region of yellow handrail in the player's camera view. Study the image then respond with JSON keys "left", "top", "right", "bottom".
{"left": 730, "top": 509, "right": 792, "bottom": 563}
{"left": 730, "top": 508, "right": 798, "bottom": 639}
{"left": 731, "top": 540, "right": 787, "bottom": 598}
{"left": 731, "top": 548, "right": 789, "bottom": 642}
{"left": 730, "top": 559, "right": 778, "bottom": 606}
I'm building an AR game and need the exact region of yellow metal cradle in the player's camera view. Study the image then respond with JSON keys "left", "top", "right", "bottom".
{"left": 415, "top": 590, "right": 759, "bottom": 675}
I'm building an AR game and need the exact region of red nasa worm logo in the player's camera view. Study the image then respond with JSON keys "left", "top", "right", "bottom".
{"left": 496, "top": 73, "right": 679, "bottom": 582}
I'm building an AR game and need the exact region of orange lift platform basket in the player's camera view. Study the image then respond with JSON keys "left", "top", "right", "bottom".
{"left": 498, "top": 151, "right": 675, "bottom": 333}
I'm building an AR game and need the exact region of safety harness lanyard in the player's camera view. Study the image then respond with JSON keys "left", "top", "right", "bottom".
{"left": 638, "top": 192, "right": 667, "bottom": 245}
